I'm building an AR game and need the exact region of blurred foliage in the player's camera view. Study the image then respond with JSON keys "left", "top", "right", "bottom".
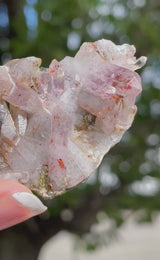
{"left": 0, "top": 0, "right": 160, "bottom": 259}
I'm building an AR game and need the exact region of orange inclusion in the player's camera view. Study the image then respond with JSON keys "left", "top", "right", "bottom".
{"left": 57, "top": 159, "right": 66, "bottom": 170}
{"left": 112, "top": 94, "right": 122, "bottom": 104}
{"left": 50, "top": 69, "right": 54, "bottom": 75}
{"left": 34, "top": 82, "right": 39, "bottom": 87}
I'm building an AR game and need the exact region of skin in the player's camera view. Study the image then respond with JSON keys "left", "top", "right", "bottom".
{"left": 0, "top": 179, "right": 45, "bottom": 230}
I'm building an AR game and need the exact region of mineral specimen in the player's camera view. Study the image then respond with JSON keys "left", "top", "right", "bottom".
{"left": 0, "top": 39, "right": 146, "bottom": 198}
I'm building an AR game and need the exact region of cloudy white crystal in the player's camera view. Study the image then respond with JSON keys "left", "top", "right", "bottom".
{"left": 0, "top": 39, "right": 146, "bottom": 198}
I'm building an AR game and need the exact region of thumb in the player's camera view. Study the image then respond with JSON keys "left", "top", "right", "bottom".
{"left": 0, "top": 179, "right": 47, "bottom": 230}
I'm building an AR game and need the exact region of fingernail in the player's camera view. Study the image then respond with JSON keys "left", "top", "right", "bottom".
{"left": 12, "top": 192, "right": 47, "bottom": 215}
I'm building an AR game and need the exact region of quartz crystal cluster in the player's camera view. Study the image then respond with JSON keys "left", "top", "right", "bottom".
{"left": 0, "top": 39, "right": 146, "bottom": 198}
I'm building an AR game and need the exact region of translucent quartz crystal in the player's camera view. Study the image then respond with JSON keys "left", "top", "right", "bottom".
{"left": 0, "top": 40, "right": 146, "bottom": 198}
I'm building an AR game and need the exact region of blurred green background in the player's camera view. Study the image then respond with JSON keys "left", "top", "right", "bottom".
{"left": 0, "top": 0, "right": 160, "bottom": 259}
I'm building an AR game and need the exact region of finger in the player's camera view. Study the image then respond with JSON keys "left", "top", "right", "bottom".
{"left": 0, "top": 179, "right": 47, "bottom": 230}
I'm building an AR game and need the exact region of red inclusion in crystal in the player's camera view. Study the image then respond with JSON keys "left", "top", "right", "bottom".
{"left": 57, "top": 159, "right": 66, "bottom": 170}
